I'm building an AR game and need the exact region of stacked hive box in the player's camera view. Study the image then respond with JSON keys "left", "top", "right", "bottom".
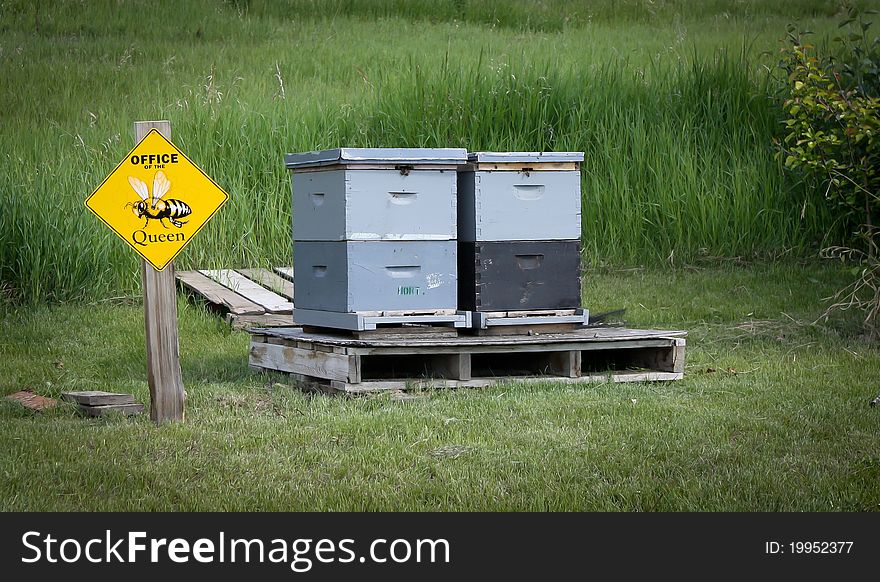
{"left": 285, "top": 148, "right": 470, "bottom": 331}
{"left": 457, "top": 152, "right": 586, "bottom": 327}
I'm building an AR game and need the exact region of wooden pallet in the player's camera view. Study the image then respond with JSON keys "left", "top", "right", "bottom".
{"left": 176, "top": 268, "right": 295, "bottom": 328}
{"left": 249, "top": 326, "right": 686, "bottom": 394}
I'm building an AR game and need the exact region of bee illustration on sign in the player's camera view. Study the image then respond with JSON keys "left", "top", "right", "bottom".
{"left": 125, "top": 170, "right": 193, "bottom": 228}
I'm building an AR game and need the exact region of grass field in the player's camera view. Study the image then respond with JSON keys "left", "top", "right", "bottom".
{"left": 1, "top": 1, "right": 879, "bottom": 511}
{"left": 1, "top": 263, "right": 878, "bottom": 511}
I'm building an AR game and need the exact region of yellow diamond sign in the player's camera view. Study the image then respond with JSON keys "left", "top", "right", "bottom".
{"left": 85, "top": 129, "right": 228, "bottom": 271}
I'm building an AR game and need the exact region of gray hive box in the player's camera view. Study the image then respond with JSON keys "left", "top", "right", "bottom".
{"left": 286, "top": 148, "right": 468, "bottom": 241}
{"left": 457, "top": 151, "right": 584, "bottom": 242}
{"left": 293, "top": 240, "right": 458, "bottom": 313}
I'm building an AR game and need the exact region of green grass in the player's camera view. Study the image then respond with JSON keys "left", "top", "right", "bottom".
{"left": 1, "top": 263, "right": 878, "bottom": 511}
{"left": 2, "top": 1, "right": 879, "bottom": 301}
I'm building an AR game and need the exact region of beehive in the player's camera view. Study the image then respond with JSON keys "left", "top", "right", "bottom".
{"left": 457, "top": 152, "right": 584, "bottom": 312}
{"left": 285, "top": 148, "right": 468, "bottom": 328}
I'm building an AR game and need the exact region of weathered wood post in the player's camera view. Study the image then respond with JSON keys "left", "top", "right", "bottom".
{"left": 134, "top": 120, "right": 185, "bottom": 423}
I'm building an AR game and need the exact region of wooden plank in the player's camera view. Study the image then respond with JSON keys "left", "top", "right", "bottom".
{"left": 435, "top": 353, "right": 472, "bottom": 380}
{"left": 142, "top": 250, "right": 185, "bottom": 423}
{"left": 470, "top": 162, "right": 579, "bottom": 172}
{"left": 200, "top": 269, "right": 293, "bottom": 313}
{"left": 291, "top": 163, "right": 460, "bottom": 173}
{"left": 349, "top": 354, "right": 362, "bottom": 384}
{"left": 177, "top": 270, "right": 264, "bottom": 315}
{"left": 331, "top": 378, "right": 496, "bottom": 393}
{"left": 227, "top": 313, "right": 294, "bottom": 330}
{"left": 237, "top": 268, "right": 294, "bottom": 301}
{"left": 673, "top": 338, "right": 686, "bottom": 374}
{"left": 137, "top": 119, "right": 184, "bottom": 425}
{"left": 249, "top": 341, "right": 352, "bottom": 382}
{"left": 348, "top": 339, "right": 680, "bottom": 357}
{"left": 356, "top": 309, "right": 457, "bottom": 317}
{"left": 351, "top": 327, "right": 459, "bottom": 340}
{"left": 79, "top": 403, "right": 145, "bottom": 417}
{"left": 480, "top": 309, "right": 577, "bottom": 318}
{"left": 478, "top": 323, "right": 579, "bottom": 336}
{"left": 62, "top": 391, "right": 136, "bottom": 406}
{"left": 626, "top": 338, "right": 687, "bottom": 373}
{"left": 325, "top": 372, "right": 682, "bottom": 394}
{"left": 547, "top": 351, "right": 581, "bottom": 378}
{"left": 254, "top": 325, "right": 686, "bottom": 349}
{"left": 274, "top": 267, "right": 294, "bottom": 281}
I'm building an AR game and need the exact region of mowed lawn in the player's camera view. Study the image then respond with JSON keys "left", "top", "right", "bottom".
{"left": 1, "top": 263, "right": 878, "bottom": 511}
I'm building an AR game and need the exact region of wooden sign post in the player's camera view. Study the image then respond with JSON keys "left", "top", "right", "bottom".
{"left": 85, "top": 120, "right": 228, "bottom": 424}
{"left": 135, "top": 122, "right": 185, "bottom": 423}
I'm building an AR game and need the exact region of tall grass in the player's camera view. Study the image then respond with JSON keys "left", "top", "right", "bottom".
{"left": 0, "top": 1, "right": 871, "bottom": 301}
{"left": 235, "top": 0, "right": 868, "bottom": 31}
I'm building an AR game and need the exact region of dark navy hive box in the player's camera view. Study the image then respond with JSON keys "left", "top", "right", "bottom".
{"left": 457, "top": 152, "right": 584, "bottom": 312}
{"left": 458, "top": 240, "right": 581, "bottom": 311}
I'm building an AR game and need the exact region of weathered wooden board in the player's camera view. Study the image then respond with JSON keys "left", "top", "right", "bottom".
{"left": 237, "top": 268, "right": 294, "bottom": 301}
{"left": 252, "top": 326, "right": 686, "bottom": 349}
{"left": 199, "top": 269, "right": 293, "bottom": 313}
{"left": 290, "top": 163, "right": 461, "bottom": 173}
{"left": 293, "top": 307, "right": 469, "bottom": 331}
{"left": 325, "top": 372, "right": 683, "bottom": 394}
{"left": 80, "top": 403, "right": 145, "bottom": 417}
{"left": 62, "top": 391, "right": 136, "bottom": 406}
{"left": 479, "top": 309, "right": 578, "bottom": 318}
{"left": 227, "top": 313, "right": 295, "bottom": 330}
{"left": 249, "top": 341, "right": 356, "bottom": 382}
{"left": 469, "top": 162, "right": 580, "bottom": 172}
{"left": 176, "top": 270, "right": 264, "bottom": 315}
{"left": 349, "top": 326, "right": 459, "bottom": 340}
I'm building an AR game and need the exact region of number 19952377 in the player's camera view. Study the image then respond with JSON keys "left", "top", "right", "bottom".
{"left": 789, "top": 541, "right": 853, "bottom": 554}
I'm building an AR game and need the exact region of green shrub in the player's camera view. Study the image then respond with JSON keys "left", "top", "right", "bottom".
{"left": 778, "top": 8, "right": 880, "bottom": 336}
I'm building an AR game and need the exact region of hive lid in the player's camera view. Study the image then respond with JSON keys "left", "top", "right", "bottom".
{"left": 467, "top": 152, "right": 584, "bottom": 164}
{"left": 285, "top": 148, "right": 468, "bottom": 169}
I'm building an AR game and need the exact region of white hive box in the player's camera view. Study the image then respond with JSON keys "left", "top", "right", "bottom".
{"left": 286, "top": 148, "right": 468, "bottom": 241}
{"left": 293, "top": 240, "right": 458, "bottom": 313}
{"left": 457, "top": 151, "right": 584, "bottom": 242}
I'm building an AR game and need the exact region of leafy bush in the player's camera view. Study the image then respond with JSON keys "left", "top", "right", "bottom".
{"left": 778, "top": 7, "right": 880, "bottom": 336}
